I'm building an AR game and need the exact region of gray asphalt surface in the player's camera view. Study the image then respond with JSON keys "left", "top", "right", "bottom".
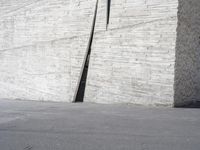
{"left": 0, "top": 100, "right": 200, "bottom": 150}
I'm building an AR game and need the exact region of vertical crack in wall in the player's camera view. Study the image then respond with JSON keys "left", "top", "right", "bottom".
{"left": 106, "top": 0, "right": 111, "bottom": 30}
{"left": 73, "top": 0, "right": 99, "bottom": 102}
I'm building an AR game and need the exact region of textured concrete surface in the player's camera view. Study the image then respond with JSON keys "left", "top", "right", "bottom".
{"left": 0, "top": 100, "right": 200, "bottom": 150}
{"left": 1, "top": 0, "right": 200, "bottom": 107}
{"left": 174, "top": 0, "right": 200, "bottom": 107}
{"left": 0, "top": 0, "right": 95, "bottom": 102}
{"left": 0, "top": 0, "right": 178, "bottom": 106}
{"left": 85, "top": 0, "right": 178, "bottom": 106}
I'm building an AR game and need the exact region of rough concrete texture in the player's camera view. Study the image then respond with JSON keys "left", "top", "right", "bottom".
{"left": 174, "top": 0, "right": 200, "bottom": 107}
{"left": 0, "top": 100, "right": 200, "bottom": 150}
{"left": 85, "top": 0, "right": 178, "bottom": 106}
{"left": 1, "top": 0, "right": 200, "bottom": 106}
{"left": 0, "top": 0, "right": 96, "bottom": 102}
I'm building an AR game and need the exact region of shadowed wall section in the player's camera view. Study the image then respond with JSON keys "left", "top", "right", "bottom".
{"left": 174, "top": 0, "right": 200, "bottom": 107}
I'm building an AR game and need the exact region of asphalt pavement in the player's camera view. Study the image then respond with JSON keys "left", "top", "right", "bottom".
{"left": 0, "top": 100, "right": 199, "bottom": 150}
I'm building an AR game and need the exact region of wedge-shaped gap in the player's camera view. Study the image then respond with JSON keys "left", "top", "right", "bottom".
{"left": 73, "top": 0, "right": 99, "bottom": 103}
{"left": 106, "top": 0, "right": 111, "bottom": 29}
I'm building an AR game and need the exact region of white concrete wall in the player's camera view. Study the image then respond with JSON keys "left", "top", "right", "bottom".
{"left": 0, "top": 0, "right": 96, "bottom": 102}
{"left": 0, "top": 0, "right": 180, "bottom": 106}
{"left": 85, "top": 0, "right": 178, "bottom": 106}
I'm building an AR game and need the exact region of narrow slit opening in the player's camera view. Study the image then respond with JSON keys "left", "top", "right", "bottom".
{"left": 106, "top": 0, "right": 111, "bottom": 30}
{"left": 74, "top": 0, "right": 99, "bottom": 103}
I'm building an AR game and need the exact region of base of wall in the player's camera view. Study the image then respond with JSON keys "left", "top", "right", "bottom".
{"left": 174, "top": 100, "right": 200, "bottom": 108}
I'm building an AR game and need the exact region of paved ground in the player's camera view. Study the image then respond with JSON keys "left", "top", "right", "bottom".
{"left": 0, "top": 100, "right": 200, "bottom": 150}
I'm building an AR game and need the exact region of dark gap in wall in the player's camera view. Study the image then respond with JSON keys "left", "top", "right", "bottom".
{"left": 106, "top": 0, "right": 111, "bottom": 30}
{"left": 74, "top": 0, "right": 99, "bottom": 103}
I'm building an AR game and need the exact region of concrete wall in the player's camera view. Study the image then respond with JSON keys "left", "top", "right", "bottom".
{"left": 174, "top": 0, "right": 200, "bottom": 107}
{"left": 0, "top": 0, "right": 182, "bottom": 106}
{"left": 85, "top": 0, "right": 178, "bottom": 106}
{"left": 0, "top": 0, "right": 95, "bottom": 102}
